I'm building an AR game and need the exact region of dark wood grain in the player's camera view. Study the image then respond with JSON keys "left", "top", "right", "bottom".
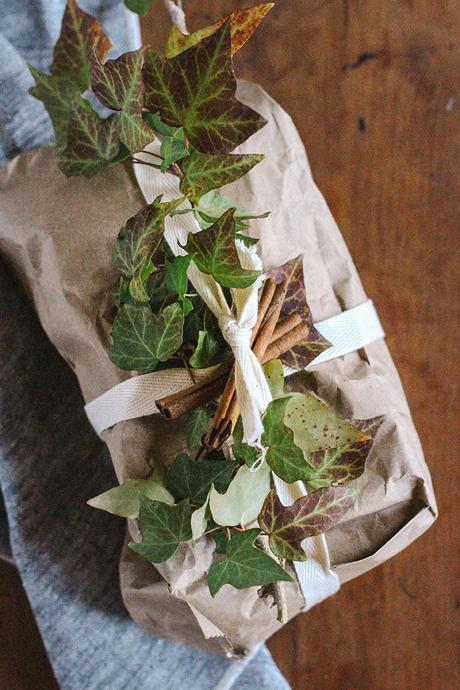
{"left": 0, "top": 2, "right": 458, "bottom": 689}
{"left": 141, "top": 2, "right": 460, "bottom": 688}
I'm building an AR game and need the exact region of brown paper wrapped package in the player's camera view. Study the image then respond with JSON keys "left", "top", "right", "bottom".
{"left": 0, "top": 81, "right": 436, "bottom": 657}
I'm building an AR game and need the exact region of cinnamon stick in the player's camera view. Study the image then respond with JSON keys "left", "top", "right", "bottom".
{"left": 263, "top": 322, "right": 310, "bottom": 362}
{"left": 271, "top": 312, "right": 302, "bottom": 341}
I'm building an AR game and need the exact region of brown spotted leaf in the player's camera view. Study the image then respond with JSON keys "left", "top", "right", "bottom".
{"left": 258, "top": 486, "right": 356, "bottom": 561}
{"left": 182, "top": 208, "right": 261, "bottom": 289}
{"left": 268, "top": 255, "right": 332, "bottom": 368}
{"left": 91, "top": 49, "right": 152, "bottom": 153}
{"left": 144, "top": 22, "right": 266, "bottom": 153}
{"left": 51, "top": 0, "right": 112, "bottom": 91}
{"left": 165, "top": 3, "right": 274, "bottom": 58}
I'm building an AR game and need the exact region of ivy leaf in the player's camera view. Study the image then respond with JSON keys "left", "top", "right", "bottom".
{"left": 124, "top": 0, "right": 154, "bottom": 15}
{"left": 130, "top": 496, "right": 193, "bottom": 562}
{"left": 51, "top": 0, "right": 112, "bottom": 91}
{"left": 284, "top": 393, "right": 370, "bottom": 455}
{"left": 191, "top": 495, "right": 210, "bottom": 541}
{"left": 207, "top": 528, "right": 292, "bottom": 597}
{"left": 180, "top": 151, "right": 264, "bottom": 203}
{"left": 182, "top": 209, "right": 260, "bottom": 289}
{"left": 91, "top": 49, "right": 152, "bottom": 153}
{"left": 87, "top": 472, "right": 174, "bottom": 519}
{"left": 263, "top": 359, "right": 285, "bottom": 399}
{"left": 235, "top": 233, "right": 259, "bottom": 247}
{"left": 114, "top": 197, "right": 182, "bottom": 300}
{"left": 165, "top": 253, "right": 194, "bottom": 312}
{"left": 189, "top": 330, "right": 223, "bottom": 369}
{"left": 209, "top": 463, "right": 271, "bottom": 527}
{"left": 28, "top": 69, "right": 80, "bottom": 153}
{"left": 165, "top": 4, "right": 274, "bottom": 58}
{"left": 186, "top": 408, "right": 209, "bottom": 454}
{"left": 108, "top": 302, "right": 184, "bottom": 372}
{"left": 165, "top": 453, "right": 236, "bottom": 506}
{"left": 195, "top": 190, "right": 269, "bottom": 231}
{"left": 144, "top": 22, "right": 266, "bottom": 153}
{"left": 262, "top": 397, "right": 316, "bottom": 484}
{"left": 160, "top": 128, "right": 190, "bottom": 172}
{"left": 231, "top": 419, "right": 259, "bottom": 467}
{"left": 58, "top": 98, "right": 120, "bottom": 176}
{"left": 213, "top": 530, "right": 229, "bottom": 555}
{"left": 268, "top": 256, "right": 332, "bottom": 368}
{"left": 259, "top": 487, "right": 356, "bottom": 561}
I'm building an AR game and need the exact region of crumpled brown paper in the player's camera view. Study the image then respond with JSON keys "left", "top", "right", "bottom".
{"left": 0, "top": 81, "right": 436, "bottom": 657}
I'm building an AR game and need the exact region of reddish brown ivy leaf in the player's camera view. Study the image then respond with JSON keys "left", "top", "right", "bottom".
{"left": 268, "top": 255, "right": 332, "bottom": 369}
{"left": 165, "top": 3, "right": 274, "bottom": 58}
{"left": 91, "top": 49, "right": 152, "bottom": 152}
{"left": 51, "top": 0, "right": 112, "bottom": 91}
{"left": 144, "top": 22, "right": 266, "bottom": 153}
{"left": 258, "top": 486, "right": 356, "bottom": 561}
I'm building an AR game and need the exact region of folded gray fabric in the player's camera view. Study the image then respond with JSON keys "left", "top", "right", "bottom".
{"left": 0, "top": 2, "right": 290, "bottom": 688}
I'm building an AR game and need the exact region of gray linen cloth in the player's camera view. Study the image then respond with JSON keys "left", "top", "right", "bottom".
{"left": 0, "top": 2, "right": 291, "bottom": 689}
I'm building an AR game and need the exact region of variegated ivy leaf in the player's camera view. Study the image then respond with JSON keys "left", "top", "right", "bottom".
{"left": 29, "top": 68, "right": 79, "bottom": 153}
{"left": 58, "top": 98, "right": 120, "bottom": 176}
{"left": 207, "top": 528, "right": 292, "bottom": 597}
{"left": 108, "top": 302, "right": 184, "bottom": 372}
{"left": 165, "top": 453, "right": 236, "bottom": 507}
{"left": 130, "top": 496, "right": 193, "bottom": 563}
{"left": 268, "top": 256, "right": 332, "bottom": 369}
{"left": 91, "top": 49, "right": 152, "bottom": 153}
{"left": 87, "top": 472, "right": 174, "bottom": 519}
{"left": 183, "top": 209, "right": 261, "bottom": 289}
{"left": 258, "top": 486, "right": 356, "bottom": 561}
{"left": 209, "top": 463, "right": 271, "bottom": 527}
{"left": 195, "top": 190, "right": 269, "bottom": 231}
{"left": 179, "top": 151, "right": 264, "bottom": 204}
{"left": 113, "top": 197, "right": 182, "bottom": 300}
{"left": 51, "top": 0, "right": 112, "bottom": 91}
{"left": 165, "top": 4, "right": 274, "bottom": 58}
{"left": 262, "top": 397, "right": 316, "bottom": 484}
{"left": 144, "top": 22, "right": 266, "bottom": 153}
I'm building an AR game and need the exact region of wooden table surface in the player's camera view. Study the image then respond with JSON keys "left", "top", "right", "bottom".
{"left": 1, "top": 1, "right": 458, "bottom": 688}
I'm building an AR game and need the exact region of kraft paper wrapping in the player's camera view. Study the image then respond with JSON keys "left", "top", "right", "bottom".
{"left": 0, "top": 81, "right": 436, "bottom": 656}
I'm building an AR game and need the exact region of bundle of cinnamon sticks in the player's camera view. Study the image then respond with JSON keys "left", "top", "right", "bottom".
{"left": 155, "top": 277, "right": 309, "bottom": 451}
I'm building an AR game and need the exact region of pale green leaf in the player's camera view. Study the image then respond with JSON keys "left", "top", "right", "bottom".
{"left": 209, "top": 463, "right": 271, "bottom": 527}
{"left": 87, "top": 473, "right": 174, "bottom": 519}
{"left": 263, "top": 359, "right": 285, "bottom": 399}
{"left": 191, "top": 495, "right": 210, "bottom": 542}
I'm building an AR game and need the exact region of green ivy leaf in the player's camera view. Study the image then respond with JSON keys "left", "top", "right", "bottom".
{"left": 182, "top": 209, "right": 260, "bottom": 289}
{"left": 165, "top": 253, "right": 194, "bottom": 312}
{"left": 87, "top": 472, "right": 174, "bottom": 519}
{"left": 263, "top": 359, "right": 285, "bottom": 399}
{"left": 179, "top": 151, "right": 263, "bottom": 203}
{"left": 165, "top": 453, "right": 236, "bottom": 506}
{"left": 28, "top": 68, "right": 80, "bottom": 153}
{"left": 113, "top": 197, "right": 182, "bottom": 300}
{"left": 57, "top": 97, "right": 120, "bottom": 176}
{"left": 262, "top": 397, "right": 316, "bottom": 484}
{"left": 108, "top": 302, "right": 184, "bottom": 372}
{"left": 91, "top": 49, "right": 152, "bottom": 153}
{"left": 144, "top": 22, "right": 266, "bottom": 153}
{"left": 130, "top": 496, "right": 193, "bottom": 562}
{"left": 51, "top": 0, "right": 112, "bottom": 91}
{"left": 230, "top": 419, "right": 259, "bottom": 467}
{"left": 160, "top": 128, "right": 190, "bottom": 172}
{"left": 186, "top": 408, "right": 209, "bottom": 454}
{"left": 268, "top": 256, "right": 332, "bottom": 368}
{"left": 258, "top": 487, "right": 356, "bottom": 561}
{"left": 191, "top": 495, "right": 210, "bottom": 541}
{"left": 235, "top": 233, "right": 259, "bottom": 247}
{"left": 209, "top": 463, "right": 271, "bottom": 527}
{"left": 189, "top": 330, "right": 223, "bottom": 369}
{"left": 165, "top": 4, "right": 274, "bottom": 58}
{"left": 124, "top": 0, "right": 154, "bottom": 16}
{"left": 207, "top": 528, "right": 292, "bottom": 597}
{"left": 213, "top": 530, "right": 229, "bottom": 554}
